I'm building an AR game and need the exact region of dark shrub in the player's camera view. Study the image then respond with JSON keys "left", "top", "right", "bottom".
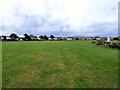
{"left": 109, "top": 42, "right": 120, "bottom": 49}
{"left": 96, "top": 40, "right": 105, "bottom": 45}
{"left": 91, "top": 41, "right": 95, "bottom": 43}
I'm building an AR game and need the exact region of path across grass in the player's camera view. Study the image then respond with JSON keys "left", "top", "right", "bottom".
{"left": 2, "top": 40, "right": 118, "bottom": 88}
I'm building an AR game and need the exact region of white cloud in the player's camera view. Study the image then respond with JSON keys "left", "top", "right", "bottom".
{"left": 0, "top": 0, "right": 118, "bottom": 36}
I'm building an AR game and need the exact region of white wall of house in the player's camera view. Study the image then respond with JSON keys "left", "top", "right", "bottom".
{"left": 86, "top": 38, "right": 92, "bottom": 40}
{"left": 54, "top": 37, "right": 58, "bottom": 40}
{"left": 37, "top": 37, "right": 40, "bottom": 40}
{"left": 96, "top": 38, "right": 101, "bottom": 40}
{"left": 6, "top": 36, "right": 11, "bottom": 40}
{"left": 48, "top": 37, "right": 51, "bottom": 40}
{"left": 67, "top": 38, "right": 73, "bottom": 40}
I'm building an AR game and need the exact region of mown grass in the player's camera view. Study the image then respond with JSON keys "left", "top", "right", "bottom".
{"left": 2, "top": 40, "right": 118, "bottom": 88}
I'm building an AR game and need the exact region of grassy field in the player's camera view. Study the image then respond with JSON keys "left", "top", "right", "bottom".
{"left": 2, "top": 40, "right": 118, "bottom": 88}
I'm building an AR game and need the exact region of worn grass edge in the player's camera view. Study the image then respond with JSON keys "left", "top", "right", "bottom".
{"left": 0, "top": 41, "right": 2, "bottom": 89}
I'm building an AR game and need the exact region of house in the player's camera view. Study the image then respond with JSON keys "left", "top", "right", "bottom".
{"left": 30, "top": 35, "right": 38, "bottom": 40}
{"left": 19, "top": 36, "right": 25, "bottom": 41}
{"left": 57, "top": 37, "right": 64, "bottom": 40}
{"left": 85, "top": 37, "right": 93, "bottom": 40}
{"left": 1, "top": 36, "right": 6, "bottom": 41}
{"left": 0, "top": 36, "right": 11, "bottom": 41}
{"left": 6, "top": 36, "right": 11, "bottom": 40}
{"left": 66, "top": 37, "right": 73, "bottom": 40}
{"left": 37, "top": 36, "right": 40, "bottom": 40}
{"left": 53, "top": 37, "right": 58, "bottom": 40}
{"left": 96, "top": 38, "right": 101, "bottom": 40}
{"left": 48, "top": 37, "right": 57, "bottom": 40}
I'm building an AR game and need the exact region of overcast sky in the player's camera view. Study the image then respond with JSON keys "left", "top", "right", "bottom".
{"left": 0, "top": 0, "right": 119, "bottom": 36}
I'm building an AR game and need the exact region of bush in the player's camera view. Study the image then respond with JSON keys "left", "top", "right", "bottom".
{"left": 109, "top": 42, "right": 120, "bottom": 49}
{"left": 96, "top": 40, "right": 105, "bottom": 45}
{"left": 91, "top": 41, "right": 95, "bottom": 43}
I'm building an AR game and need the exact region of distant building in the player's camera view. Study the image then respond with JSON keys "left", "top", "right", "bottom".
{"left": 83, "top": 37, "right": 93, "bottom": 40}
{"left": 0, "top": 36, "right": 6, "bottom": 41}
{"left": 37, "top": 36, "right": 40, "bottom": 40}
{"left": 48, "top": 37, "right": 58, "bottom": 40}
{"left": 66, "top": 37, "right": 73, "bottom": 40}
{"left": 54, "top": 37, "right": 58, "bottom": 40}
{"left": 96, "top": 38, "right": 101, "bottom": 40}
{"left": 6, "top": 36, "right": 11, "bottom": 40}
{"left": 19, "top": 36, "right": 25, "bottom": 41}
{"left": 30, "top": 35, "right": 38, "bottom": 40}
{"left": 57, "top": 37, "right": 64, "bottom": 40}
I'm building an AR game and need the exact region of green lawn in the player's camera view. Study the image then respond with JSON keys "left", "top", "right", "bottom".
{"left": 2, "top": 40, "right": 118, "bottom": 88}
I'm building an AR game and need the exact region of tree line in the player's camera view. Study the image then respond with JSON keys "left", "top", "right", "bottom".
{"left": 1, "top": 33, "right": 55, "bottom": 41}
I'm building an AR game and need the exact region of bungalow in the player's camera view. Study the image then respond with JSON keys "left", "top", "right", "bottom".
{"left": 85, "top": 37, "right": 93, "bottom": 40}
{"left": 19, "top": 36, "right": 25, "bottom": 41}
{"left": 0, "top": 36, "right": 6, "bottom": 41}
{"left": 57, "top": 37, "right": 64, "bottom": 40}
{"left": 48, "top": 37, "right": 58, "bottom": 40}
{"left": 0, "top": 36, "right": 14, "bottom": 41}
{"left": 37, "top": 36, "right": 40, "bottom": 40}
{"left": 53, "top": 37, "right": 58, "bottom": 40}
{"left": 6, "top": 36, "right": 11, "bottom": 40}
{"left": 30, "top": 35, "right": 38, "bottom": 40}
{"left": 66, "top": 37, "right": 73, "bottom": 40}
{"left": 96, "top": 37, "right": 101, "bottom": 40}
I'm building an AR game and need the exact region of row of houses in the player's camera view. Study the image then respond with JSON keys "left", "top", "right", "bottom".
{"left": 0, "top": 36, "right": 92, "bottom": 41}
{"left": 0, "top": 35, "right": 120, "bottom": 41}
{"left": 0, "top": 35, "right": 74, "bottom": 41}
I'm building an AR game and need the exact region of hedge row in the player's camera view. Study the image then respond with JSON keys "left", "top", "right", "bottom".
{"left": 92, "top": 40, "right": 120, "bottom": 49}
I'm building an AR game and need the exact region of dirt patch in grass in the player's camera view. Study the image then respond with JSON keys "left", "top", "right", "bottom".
{"left": 45, "top": 74, "right": 60, "bottom": 88}
{"left": 59, "top": 63, "right": 65, "bottom": 70}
